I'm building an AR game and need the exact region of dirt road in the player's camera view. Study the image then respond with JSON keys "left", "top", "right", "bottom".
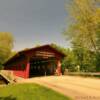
{"left": 19, "top": 76, "right": 100, "bottom": 100}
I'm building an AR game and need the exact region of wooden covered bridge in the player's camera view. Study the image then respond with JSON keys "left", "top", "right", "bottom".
{"left": 4, "top": 45, "right": 65, "bottom": 78}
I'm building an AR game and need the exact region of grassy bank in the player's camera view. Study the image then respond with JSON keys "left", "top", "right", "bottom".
{"left": 0, "top": 83, "right": 71, "bottom": 100}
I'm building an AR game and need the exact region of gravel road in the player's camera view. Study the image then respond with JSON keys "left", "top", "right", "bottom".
{"left": 18, "top": 76, "right": 100, "bottom": 100}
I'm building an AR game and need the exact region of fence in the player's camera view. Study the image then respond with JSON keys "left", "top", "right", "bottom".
{"left": 0, "top": 70, "right": 14, "bottom": 83}
{"left": 64, "top": 72, "right": 100, "bottom": 78}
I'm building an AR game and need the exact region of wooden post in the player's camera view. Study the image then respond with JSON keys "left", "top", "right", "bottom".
{"left": 26, "top": 57, "right": 30, "bottom": 78}
{"left": 56, "top": 59, "right": 62, "bottom": 75}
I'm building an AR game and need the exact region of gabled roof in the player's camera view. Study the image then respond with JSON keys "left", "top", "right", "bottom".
{"left": 4, "top": 44, "right": 65, "bottom": 66}
{"left": 18, "top": 44, "right": 65, "bottom": 56}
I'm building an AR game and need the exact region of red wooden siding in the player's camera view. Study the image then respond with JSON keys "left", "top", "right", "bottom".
{"left": 13, "top": 62, "right": 30, "bottom": 78}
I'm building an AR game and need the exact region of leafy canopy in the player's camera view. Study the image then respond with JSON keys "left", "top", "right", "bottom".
{"left": 0, "top": 32, "right": 14, "bottom": 66}
{"left": 64, "top": 0, "right": 100, "bottom": 52}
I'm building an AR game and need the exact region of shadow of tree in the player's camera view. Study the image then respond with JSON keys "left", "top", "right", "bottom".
{"left": 0, "top": 95, "right": 16, "bottom": 100}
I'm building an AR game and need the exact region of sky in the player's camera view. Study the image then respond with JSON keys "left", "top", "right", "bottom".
{"left": 0, "top": 0, "right": 69, "bottom": 51}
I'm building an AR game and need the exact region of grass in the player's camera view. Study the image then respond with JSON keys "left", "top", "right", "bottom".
{"left": 0, "top": 83, "right": 71, "bottom": 100}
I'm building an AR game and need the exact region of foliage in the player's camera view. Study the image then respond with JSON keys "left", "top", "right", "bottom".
{"left": 96, "top": 23, "right": 100, "bottom": 51}
{"left": 95, "top": 24, "right": 100, "bottom": 71}
{"left": 0, "top": 32, "right": 14, "bottom": 68}
{"left": 8, "top": 51, "right": 17, "bottom": 60}
{"left": 51, "top": 43, "right": 68, "bottom": 56}
{"left": 73, "top": 47, "right": 96, "bottom": 72}
{"left": 51, "top": 44, "right": 77, "bottom": 72}
{"left": 63, "top": 0, "right": 100, "bottom": 72}
{"left": 0, "top": 84, "right": 71, "bottom": 100}
{"left": 62, "top": 49, "right": 77, "bottom": 72}
{"left": 64, "top": 0, "right": 100, "bottom": 52}
{"left": 95, "top": 52, "right": 100, "bottom": 71}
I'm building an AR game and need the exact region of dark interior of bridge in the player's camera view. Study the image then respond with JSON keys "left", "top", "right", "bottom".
{"left": 29, "top": 58, "right": 56, "bottom": 77}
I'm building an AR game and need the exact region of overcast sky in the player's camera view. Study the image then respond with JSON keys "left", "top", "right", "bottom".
{"left": 0, "top": 0, "right": 69, "bottom": 51}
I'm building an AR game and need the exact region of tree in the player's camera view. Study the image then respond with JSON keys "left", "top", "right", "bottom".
{"left": 8, "top": 51, "right": 17, "bottom": 59}
{"left": 95, "top": 23, "right": 100, "bottom": 71}
{"left": 51, "top": 43, "right": 77, "bottom": 72}
{"left": 64, "top": 0, "right": 100, "bottom": 52}
{"left": 62, "top": 49, "right": 77, "bottom": 72}
{"left": 63, "top": 0, "right": 100, "bottom": 72}
{"left": 73, "top": 47, "right": 96, "bottom": 72}
{"left": 0, "top": 32, "right": 14, "bottom": 69}
{"left": 51, "top": 43, "right": 68, "bottom": 56}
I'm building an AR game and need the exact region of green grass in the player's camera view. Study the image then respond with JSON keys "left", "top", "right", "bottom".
{"left": 0, "top": 83, "right": 71, "bottom": 100}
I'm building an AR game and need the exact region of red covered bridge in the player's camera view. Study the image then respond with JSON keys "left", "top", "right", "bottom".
{"left": 4, "top": 45, "right": 65, "bottom": 78}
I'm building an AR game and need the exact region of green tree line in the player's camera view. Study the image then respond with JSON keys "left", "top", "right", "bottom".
{"left": 62, "top": 0, "right": 100, "bottom": 72}
{"left": 0, "top": 32, "right": 14, "bottom": 69}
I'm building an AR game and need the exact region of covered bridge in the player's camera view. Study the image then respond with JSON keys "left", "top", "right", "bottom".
{"left": 4, "top": 45, "right": 65, "bottom": 78}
